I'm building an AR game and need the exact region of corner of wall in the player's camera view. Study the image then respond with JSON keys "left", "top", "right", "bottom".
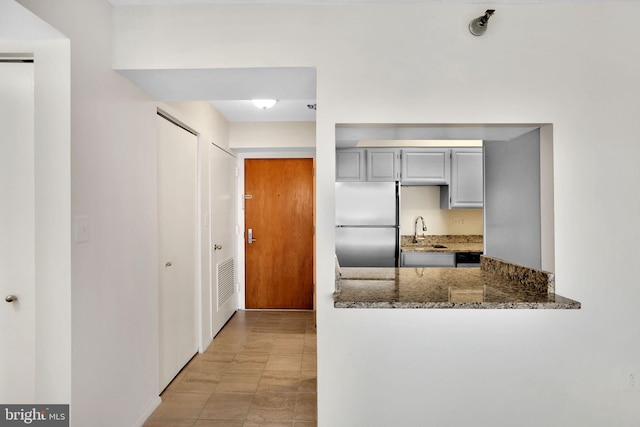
{"left": 539, "top": 124, "right": 555, "bottom": 272}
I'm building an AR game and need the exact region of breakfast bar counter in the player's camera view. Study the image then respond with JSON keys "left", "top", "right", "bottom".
{"left": 333, "top": 256, "right": 581, "bottom": 310}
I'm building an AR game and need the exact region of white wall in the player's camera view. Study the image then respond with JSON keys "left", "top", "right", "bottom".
{"left": 14, "top": 2, "right": 237, "bottom": 424}
{"left": 113, "top": 4, "right": 640, "bottom": 426}
{"left": 400, "top": 186, "right": 483, "bottom": 236}
{"left": 165, "top": 101, "right": 230, "bottom": 151}
{"left": 9, "top": 3, "right": 266, "bottom": 425}
{"left": 17, "top": 0, "right": 161, "bottom": 425}
{"left": 17, "top": 2, "right": 640, "bottom": 426}
{"left": 230, "top": 121, "right": 315, "bottom": 149}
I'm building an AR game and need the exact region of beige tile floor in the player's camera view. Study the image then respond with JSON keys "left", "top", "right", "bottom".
{"left": 144, "top": 310, "right": 317, "bottom": 427}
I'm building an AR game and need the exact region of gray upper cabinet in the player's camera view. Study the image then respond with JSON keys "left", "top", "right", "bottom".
{"left": 337, "top": 147, "right": 481, "bottom": 196}
{"left": 400, "top": 148, "right": 451, "bottom": 185}
{"left": 366, "top": 148, "right": 400, "bottom": 182}
{"left": 336, "top": 149, "right": 366, "bottom": 181}
{"left": 442, "top": 148, "right": 483, "bottom": 209}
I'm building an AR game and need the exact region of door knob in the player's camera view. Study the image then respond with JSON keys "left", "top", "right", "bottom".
{"left": 247, "top": 228, "right": 257, "bottom": 244}
{"left": 213, "top": 244, "right": 222, "bottom": 250}
{"left": 5, "top": 295, "right": 18, "bottom": 303}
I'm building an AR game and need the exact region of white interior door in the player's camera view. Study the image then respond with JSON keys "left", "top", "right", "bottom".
{"left": 157, "top": 114, "right": 198, "bottom": 392}
{"left": 210, "top": 144, "right": 238, "bottom": 338}
{"left": 0, "top": 61, "right": 36, "bottom": 403}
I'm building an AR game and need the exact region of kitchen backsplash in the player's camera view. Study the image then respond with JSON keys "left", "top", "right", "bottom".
{"left": 400, "top": 185, "right": 483, "bottom": 235}
{"left": 401, "top": 234, "right": 483, "bottom": 246}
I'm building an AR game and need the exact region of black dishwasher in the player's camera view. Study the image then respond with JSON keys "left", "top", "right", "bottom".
{"left": 455, "top": 252, "right": 482, "bottom": 268}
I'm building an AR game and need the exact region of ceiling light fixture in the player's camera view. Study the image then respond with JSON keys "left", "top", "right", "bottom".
{"left": 469, "top": 9, "right": 495, "bottom": 36}
{"left": 251, "top": 99, "right": 277, "bottom": 110}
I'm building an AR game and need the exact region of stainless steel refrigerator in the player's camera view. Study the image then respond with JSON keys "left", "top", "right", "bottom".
{"left": 335, "top": 182, "right": 399, "bottom": 267}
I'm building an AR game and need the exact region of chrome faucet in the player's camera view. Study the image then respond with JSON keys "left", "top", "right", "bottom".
{"left": 413, "top": 216, "right": 427, "bottom": 243}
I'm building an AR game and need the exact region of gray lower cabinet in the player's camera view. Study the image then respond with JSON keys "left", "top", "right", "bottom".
{"left": 401, "top": 251, "right": 456, "bottom": 267}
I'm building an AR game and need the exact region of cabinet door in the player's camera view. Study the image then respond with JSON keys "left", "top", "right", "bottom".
{"left": 401, "top": 149, "right": 450, "bottom": 185}
{"left": 450, "top": 148, "right": 483, "bottom": 208}
{"left": 401, "top": 252, "right": 456, "bottom": 267}
{"left": 336, "top": 149, "right": 365, "bottom": 181}
{"left": 367, "top": 149, "right": 399, "bottom": 182}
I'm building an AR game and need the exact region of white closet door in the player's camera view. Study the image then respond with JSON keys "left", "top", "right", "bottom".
{"left": 157, "top": 114, "right": 198, "bottom": 392}
{"left": 210, "top": 144, "right": 238, "bottom": 338}
{"left": 0, "top": 61, "right": 36, "bottom": 403}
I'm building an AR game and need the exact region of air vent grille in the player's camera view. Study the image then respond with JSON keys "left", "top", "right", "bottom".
{"left": 217, "top": 258, "right": 235, "bottom": 308}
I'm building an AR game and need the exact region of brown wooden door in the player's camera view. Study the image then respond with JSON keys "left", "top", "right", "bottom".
{"left": 245, "top": 158, "right": 314, "bottom": 309}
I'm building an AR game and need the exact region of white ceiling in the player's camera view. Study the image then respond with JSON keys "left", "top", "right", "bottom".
{"left": 118, "top": 67, "right": 316, "bottom": 100}
{"left": 210, "top": 100, "right": 317, "bottom": 122}
{"left": 118, "top": 67, "right": 316, "bottom": 122}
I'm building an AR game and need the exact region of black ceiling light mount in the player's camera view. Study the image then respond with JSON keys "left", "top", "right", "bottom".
{"left": 469, "top": 9, "right": 495, "bottom": 36}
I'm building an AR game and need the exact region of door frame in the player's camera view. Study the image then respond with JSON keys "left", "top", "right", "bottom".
{"left": 236, "top": 150, "right": 316, "bottom": 310}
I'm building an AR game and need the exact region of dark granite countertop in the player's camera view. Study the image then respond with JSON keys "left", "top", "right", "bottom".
{"left": 333, "top": 256, "right": 581, "bottom": 310}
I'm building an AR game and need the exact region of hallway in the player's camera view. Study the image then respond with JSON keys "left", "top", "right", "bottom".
{"left": 144, "top": 310, "right": 317, "bottom": 427}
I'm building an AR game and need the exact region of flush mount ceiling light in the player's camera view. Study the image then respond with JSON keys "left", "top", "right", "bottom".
{"left": 251, "top": 99, "right": 277, "bottom": 110}
{"left": 469, "top": 9, "right": 495, "bottom": 36}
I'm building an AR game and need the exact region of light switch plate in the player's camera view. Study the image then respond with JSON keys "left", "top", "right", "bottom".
{"left": 74, "top": 215, "right": 90, "bottom": 243}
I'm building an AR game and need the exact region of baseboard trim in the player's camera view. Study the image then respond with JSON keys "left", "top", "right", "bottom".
{"left": 131, "top": 395, "right": 162, "bottom": 427}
